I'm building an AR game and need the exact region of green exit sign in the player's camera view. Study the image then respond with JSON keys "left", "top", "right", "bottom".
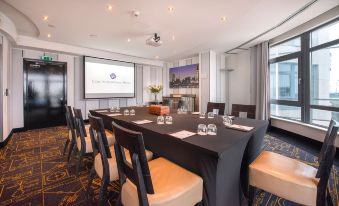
{"left": 41, "top": 55, "right": 53, "bottom": 61}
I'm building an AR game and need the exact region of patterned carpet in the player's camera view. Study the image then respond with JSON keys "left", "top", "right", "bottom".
{"left": 0, "top": 127, "right": 337, "bottom": 206}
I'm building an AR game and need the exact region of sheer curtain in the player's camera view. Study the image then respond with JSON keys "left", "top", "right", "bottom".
{"left": 250, "top": 41, "right": 270, "bottom": 120}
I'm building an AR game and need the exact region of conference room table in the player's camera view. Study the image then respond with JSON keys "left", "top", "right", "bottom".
{"left": 90, "top": 107, "right": 268, "bottom": 206}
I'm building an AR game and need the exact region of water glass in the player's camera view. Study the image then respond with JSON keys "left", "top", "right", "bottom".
{"left": 165, "top": 116, "right": 173, "bottom": 124}
{"left": 130, "top": 109, "right": 135, "bottom": 116}
{"left": 157, "top": 116, "right": 165, "bottom": 124}
{"left": 207, "top": 112, "right": 214, "bottom": 119}
{"left": 197, "top": 124, "right": 207, "bottom": 135}
{"left": 124, "top": 109, "right": 130, "bottom": 116}
{"left": 181, "top": 106, "right": 188, "bottom": 114}
{"left": 199, "top": 112, "right": 206, "bottom": 119}
{"left": 222, "top": 116, "right": 233, "bottom": 126}
{"left": 207, "top": 124, "right": 217, "bottom": 135}
{"left": 109, "top": 107, "right": 115, "bottom": 112}
{"left": 116, "top": 107, "right": 121, "bottom": 112}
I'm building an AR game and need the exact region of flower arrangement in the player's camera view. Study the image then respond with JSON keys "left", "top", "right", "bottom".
{"left": 148, "top": 85, "right": 163, "bottom": 103}
{"left": 148, "top": 85, "right": 163, "bottom": 94}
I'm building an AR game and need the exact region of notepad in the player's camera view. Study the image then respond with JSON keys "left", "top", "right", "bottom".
{"left": 132, "top": 120, "right": 153, "bottom": 125}
{"left": 191, "top": 112, "right": 200, "bottom": 115}
{"left": 225, "top": 124, "right": 254, "bottom": 132}
{"left": 96, "top": 110, "right": 108, "bottom": 113}
{"left": 169, "top": 130, "right": 196, "bottom": 139}
{"left": 108, "top": 113, "right": 122, "bottom": 117}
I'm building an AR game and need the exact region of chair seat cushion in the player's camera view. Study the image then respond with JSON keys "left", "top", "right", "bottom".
{"left": 249, "top": 151, "right": 318, "bottom": 206}
{"left": 76, "top": 136, "right": 93, "bottom": 153}
{"left": 121, "top": 157, "right": 203, "bottom": 206}
{"left": 94, "top": 147, "right": 153, "bottom": 181}
{"left": 84, "top": 126, "right": 115, "bottom": 146}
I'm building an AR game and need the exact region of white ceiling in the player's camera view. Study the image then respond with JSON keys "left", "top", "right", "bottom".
{"left": 2, "top": 0, "right": 339, "bottom": 60}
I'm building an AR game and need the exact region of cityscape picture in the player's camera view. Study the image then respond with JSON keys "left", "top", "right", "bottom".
{"left": 169, "top": 64, "right": 199, "bottom": 88}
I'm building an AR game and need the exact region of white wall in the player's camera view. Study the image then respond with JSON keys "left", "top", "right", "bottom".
{"left": 10, "top": 48, "right": 164, "bottom": 129}
{"left": 225, "top": 50, "right": 251, "bottom": 113}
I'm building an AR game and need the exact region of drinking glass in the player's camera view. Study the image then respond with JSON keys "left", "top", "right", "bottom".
{"left": 197, "top": 124, "right": 207, "bottom": 135}
{"left": 157, "top": 116, "right": 165, "bottom": 124}
{"left": 110, "top": 107, "right": 115, "bottom": 112}
{"left": 199, "top": 112, "right": 206, "bottom": 119}
{"left": 124, "top": 109, "right": 130, "bottom": 116}
{"left": 181, "top": 106, "right": 188, "bottom": 114}
{"left": 116, "top": 107, "right": 120, "bottom": 112}
{"left": 222, "top": 116, "right": 233, "bottom": 126}
{"left": 207, "top": 124, "right": 217, "bottom": 135}
{"left": 207, "top": 112, "right": 214, "bottom": 119}
{"left": 213, "top": 109, "right": 219, "bottom": 115}
{"left": 165, "top": 116, "right": 173, "bottom": 124}
{"left": 130, "top": 109, "right": 135, "bottom": 116}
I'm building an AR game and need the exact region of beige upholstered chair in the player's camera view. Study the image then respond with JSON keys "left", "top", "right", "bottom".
{"left": 248, "top": 120, "right": 339, "bottom": 206}
{"left": 86, "top": 115, "right": 153, "bottom": 206}
{"left": 112, "top": 121, "right": 204, "bottom": 206}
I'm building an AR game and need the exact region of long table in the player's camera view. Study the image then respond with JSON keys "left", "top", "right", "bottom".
{"left": 90, "top": 107, "right": 268, "bottom": 206}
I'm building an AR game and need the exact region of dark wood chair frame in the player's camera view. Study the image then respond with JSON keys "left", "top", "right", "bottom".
{"left": 86, "top": 115, "right": 115, "bottom": 206}
{"left": 231, "top": 104, "right": 256, "bottom": 119}
{"left": 64, "top": 106, "right": 77, "bottom": 162}
{"left": 206, "top": 102, "right": 225, "bottom": 115}
{"left": 73, "top": 108, "right": 93, "bottom": 176}
{"left": 248, "top": 120, "right": 339, "bottom": 206}
{"left": 112, "top": 121, "right": 154, "bottom": 206}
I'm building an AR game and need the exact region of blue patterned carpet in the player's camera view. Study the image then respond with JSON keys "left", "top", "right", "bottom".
{"left": 0, "top": 127, "right": 337, "bottom": 205}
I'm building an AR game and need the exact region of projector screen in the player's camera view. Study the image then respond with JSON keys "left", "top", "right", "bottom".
{"left": 84, "top": 56, "right": 135, "bottom": 99}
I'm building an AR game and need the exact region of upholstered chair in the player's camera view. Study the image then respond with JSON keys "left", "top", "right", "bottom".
{"left": 112, "top": 121, "right": 204, "bottom": 206}
{"left": 86, "top": 115, "right": 153, "bottom": 206}
{"left": 248, "top": 120, "right": 339, "bottom": 206}
{"left": 231, "top": 104, "right": 256, "bottom": 119}
{"left": 206, "top": 102, "right": 226, "bottom": 115}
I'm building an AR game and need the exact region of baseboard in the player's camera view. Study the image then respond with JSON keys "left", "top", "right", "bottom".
{"left": 0, "top": 127, "right": 25, "bottom": 149}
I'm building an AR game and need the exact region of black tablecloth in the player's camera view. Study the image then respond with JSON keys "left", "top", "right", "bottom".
{"left": 90, "top": 107, "right": 268, "bottom": 206}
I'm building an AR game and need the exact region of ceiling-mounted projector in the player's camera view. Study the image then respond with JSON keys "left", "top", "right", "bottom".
{"left": 146, "top": 33, "right": 162, "bottom": 47}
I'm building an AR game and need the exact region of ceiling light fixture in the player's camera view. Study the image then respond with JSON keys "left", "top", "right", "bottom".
{"left": 221, "top": 16, "right": 227, "bottom": 22}
{"left": 127, "top": 38, "right": 131, "bottom": 42}
{"left": 155, "top": 56, "right": 159, "bottom": 59}
{"left": 107, "top": 5, "right": 113, "bottom": 11}
{"left": 47, "top": 33, "right": 51, "bottom": 38}
{"left": 43, "top": 16, "right": 48, "bottom": 21}
{"left": 168, "top": 6, "right": 175, "bottom": 12}
{"left": 172, "top": 35, "right": 175, "bottom": 40}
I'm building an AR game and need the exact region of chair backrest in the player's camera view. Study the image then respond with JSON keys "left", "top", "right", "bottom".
{"left": 317, "top": 120, "right": 335, "bottom": 165}
{"left": 65, "top": 106, "right": 76, "bottom": 141}
{"left": 112, "top": 121, "right": 154, "bottom": 206}
{"left": 88, "top": 115, "right": 112, "bottom": 158}
{"left": 73, "top": 108, "right": 87, "bottom": 152}
{"left": 231, "top": 104, "right": 256, "bottom": 119}
{"left": 207, "top": 102, "right": 225, "bottom": 115}
{"left": 316, "top": 120, "right": 338, "bottom": 205}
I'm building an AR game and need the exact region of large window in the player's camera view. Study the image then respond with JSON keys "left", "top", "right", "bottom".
{"left": 269, "top": 19, "right": 339, "bottom": 127}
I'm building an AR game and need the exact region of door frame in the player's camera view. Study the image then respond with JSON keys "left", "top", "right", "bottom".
{"left": 23, "top": 58, "right": 67, "bottom": 130}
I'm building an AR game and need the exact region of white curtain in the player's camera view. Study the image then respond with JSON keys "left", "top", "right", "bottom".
{"left": 250, "top": 41, "right": 270, "bottom": 120}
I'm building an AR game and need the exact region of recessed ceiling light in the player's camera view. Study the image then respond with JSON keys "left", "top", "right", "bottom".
{"left": 43, "top": 16, "right": 48, "bottom": 21}
{"left": 172, "top": 35, "right": 175, "bottom": 40}
{"left": 155, "top": 55, "right": 159, "bottom": 59}
{"left": 168, "top": 6, "right": 175, "bottom": 12}
{"left": 220, "top": 16, "right": 227, "bottom": 22}
{"left": 47, "top": 33, "right": 51, "bottom": 38}
{"left": 107, "top": 4, "right": 113, "bottom": 11}
{"left": 127, "top": 38, "right": 131, "bottom": 42}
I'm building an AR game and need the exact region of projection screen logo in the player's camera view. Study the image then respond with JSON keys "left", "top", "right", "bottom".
{"left": 110, "top": 73, "right": 117, "bottom": 80}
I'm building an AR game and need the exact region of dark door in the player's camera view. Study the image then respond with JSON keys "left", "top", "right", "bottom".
{"left": 24, "top": 59, "right": 67, "bottom": 130}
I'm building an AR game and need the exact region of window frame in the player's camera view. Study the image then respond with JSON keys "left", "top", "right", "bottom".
{"left": 269, "top": 17, "right": 339, "bottom": 127}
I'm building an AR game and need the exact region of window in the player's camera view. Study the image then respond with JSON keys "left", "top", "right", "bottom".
{"left": 269, "top": 19, "right": 339, "bottom": 127}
